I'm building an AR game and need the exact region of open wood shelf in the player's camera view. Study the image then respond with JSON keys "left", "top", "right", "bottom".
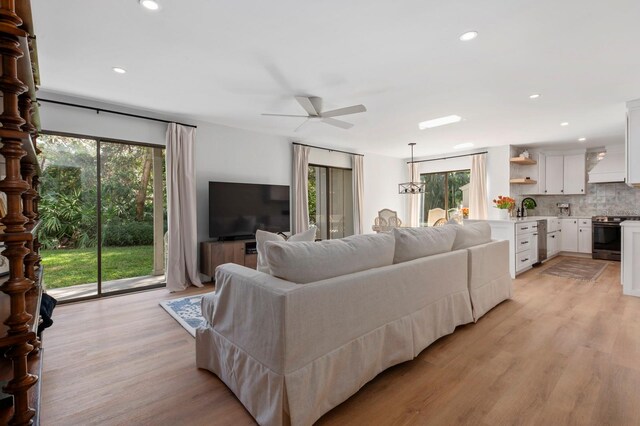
{"left": 510, "top": 178, "right": 538, "bottom": 184}
{"left": 510, "top": 157, "right": 537, "bottom": 165}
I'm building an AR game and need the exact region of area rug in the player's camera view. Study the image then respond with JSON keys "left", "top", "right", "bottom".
{"left": 541, "top": 258, "right": 608, "bottom": 281}
{"left": 159, "top": 295, "right": 205, "bottom": 337}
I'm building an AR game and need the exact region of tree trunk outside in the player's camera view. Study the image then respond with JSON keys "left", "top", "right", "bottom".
{"left": 135, "top": 148, "right": 153, "bottom": 221}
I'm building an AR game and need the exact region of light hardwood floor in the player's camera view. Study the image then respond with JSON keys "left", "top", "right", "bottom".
{"left": 41, "top": 256, "right": 640, "bottom": 425}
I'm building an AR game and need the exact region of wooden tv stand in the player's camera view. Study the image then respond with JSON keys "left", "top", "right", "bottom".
{"left": 200, "top": 240, "right": 258, "bottom": 278}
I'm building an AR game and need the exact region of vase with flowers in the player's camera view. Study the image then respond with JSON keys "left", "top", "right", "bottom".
{"left": 461, "top": 207, "right": 469, "bottom": 219}
{"left": 493, "top": 195, "right": 515, "bottom": 220}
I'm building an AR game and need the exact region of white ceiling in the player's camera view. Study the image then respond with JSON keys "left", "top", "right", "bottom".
{"left": 32, "top": 0, "right": 640, "bottom": 158}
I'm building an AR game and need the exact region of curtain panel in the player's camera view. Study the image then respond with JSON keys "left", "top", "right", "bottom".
{"left": 292, "top": 144, "right": 310, "bottom": 234}
{"left": 469, "top": 153, "right": 488, "bottom": 220}
{"left": 166, "top": 123, "right": 203, "bottom": 291}
{"left": 352, "top": 155, "right": 364, "bottom": 234}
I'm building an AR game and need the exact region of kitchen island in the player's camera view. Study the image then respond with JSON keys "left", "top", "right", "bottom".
{"left": 621, "top": 220, "right": 640, "bottom": 297}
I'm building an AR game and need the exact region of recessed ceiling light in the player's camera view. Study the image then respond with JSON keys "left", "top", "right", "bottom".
{"left": 112, "top": 67, "right": 126, "bottom": 74}
{"left": 459, "top": 31, "right": 478, "bottom": 41}
{"left": 560, "top": 122, "right": 569, "bottom": 126}
{"left": 139, "top": 0, "right": 160, "bottom": 10}
{"left": 529, "top": 94, "right": 541, "bottom": 99}
{"left": 419, "top": 115, "right": 462, "bottom": 130}
{"left": 454, "top": 142, "right": 474, "bottom": 150}
{"left": 578, "top": 137, "right": 586, "bottom": 142}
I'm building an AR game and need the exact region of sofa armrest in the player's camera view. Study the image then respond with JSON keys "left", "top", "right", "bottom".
{"left": 467, "top": 239, "right": 512, "bottom": 319}
{"left": 210, "top": 263, "right": 299, "bottom": 374}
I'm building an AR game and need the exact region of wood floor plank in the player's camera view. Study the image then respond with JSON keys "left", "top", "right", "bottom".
{"left": 40, "top": 257, "right": 640, "bottom": 425}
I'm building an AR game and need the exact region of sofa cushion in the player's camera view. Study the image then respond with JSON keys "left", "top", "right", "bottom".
{"left": 256, "top": 228, "right": 316, "bottom": 274}
{"left": 450, "top": 222, "right": 492, "bottom": 250}
{"left": 392, "top": 226, "right": 457, "bottom": 264}
{"left": 265, "top": 233, "right": 395, "bottom": 284}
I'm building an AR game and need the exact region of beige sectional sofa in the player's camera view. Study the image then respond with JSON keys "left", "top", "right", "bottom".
{"left": 196, "top": 223, "right": 512, "bottom": 426}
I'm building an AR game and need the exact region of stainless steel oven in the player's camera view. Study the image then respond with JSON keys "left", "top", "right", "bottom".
{"left": 592, "top": 218, "right": 621, "bottom": 260}
{"left": 592, "top": 216, "right": 640, "bottom": 261}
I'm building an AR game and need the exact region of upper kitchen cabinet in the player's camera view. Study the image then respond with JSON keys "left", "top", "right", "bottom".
{"left": 545, "top": 155, "right": 564, "bottom": 194}
{"left": 627, "top": 99, "right": 640, "bottom": 188}
{"left": 545, "top": 151, "right": 586, "bottom": 195}
{"left": 563, "top": 153, "right": 586, "bottom": 194}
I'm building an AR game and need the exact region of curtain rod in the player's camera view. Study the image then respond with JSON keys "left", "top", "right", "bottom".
{"left": 407, "top": 150, "right": 488, "bottom": 164}
{"left": 37, "top": 98, "right": 198, "bottom": 129}
{"left": 292, "top": 142, "right": 364, "bottom": 157}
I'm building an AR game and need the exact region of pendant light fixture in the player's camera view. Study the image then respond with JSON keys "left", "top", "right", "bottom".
{"left": 399, "top": 143, "right": 426, "bottom": 194}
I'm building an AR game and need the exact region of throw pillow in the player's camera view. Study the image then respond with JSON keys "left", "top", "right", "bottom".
{"left": 256, "top": 228, "right": 316, "bottom": 273}
{"left": 392, "top": 226, "right": 457, "bottom": 264}
{"left": 450, "top": 222, "right": 492, "bottom": 250}
{"left": 264, "top": 233, "right": 395, "bottom": 284}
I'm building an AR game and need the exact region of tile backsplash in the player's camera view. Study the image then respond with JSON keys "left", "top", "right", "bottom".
{"left": 514, "top": 151, "right": 640, "bottom": 217}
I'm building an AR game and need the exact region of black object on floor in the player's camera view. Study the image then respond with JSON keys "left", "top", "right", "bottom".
{"left": 38, "top": 293, "right": 57, "bottom": 335}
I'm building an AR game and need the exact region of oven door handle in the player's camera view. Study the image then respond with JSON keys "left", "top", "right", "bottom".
{"left": 593, "top": 223, "right": 622, "bottom": 227}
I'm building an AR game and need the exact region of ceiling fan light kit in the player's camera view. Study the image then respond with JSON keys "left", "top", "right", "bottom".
{"left": 399, "top": 143, "right": 426, "bottom": 194}
{"left": 262, "top": 96, "right": 367, "bottom": 131}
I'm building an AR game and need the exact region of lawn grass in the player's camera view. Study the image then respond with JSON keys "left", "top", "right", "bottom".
{"left": 41, "top": 245, "right": 155, "bottom": 289}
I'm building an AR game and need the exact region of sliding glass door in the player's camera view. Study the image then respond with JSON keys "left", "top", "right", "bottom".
{"left": 39, "top": 133, "right": 166, "bottom": 302}
{"left": 39, "top": 135, "right": 99, "bottom": 299}
{"left": 308, "top": 165, "right": 354, "bottom": 240}
{"left": 100, "top": 142, "right": 166, "bottom": 295}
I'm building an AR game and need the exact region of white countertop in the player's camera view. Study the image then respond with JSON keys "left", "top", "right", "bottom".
{"left": 621, "top": 220, "right": 640, "bottom": 227}
{"left": 468, "top": 215, "right": 593, "bottom": 224}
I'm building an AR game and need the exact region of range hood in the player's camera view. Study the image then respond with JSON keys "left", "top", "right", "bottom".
{"left": 588, "top": 145, "right": 626, "bottom": 183}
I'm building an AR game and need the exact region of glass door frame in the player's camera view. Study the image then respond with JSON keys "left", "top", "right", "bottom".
{"left": 41, "top": 130, "right": 166, "bottom": 304}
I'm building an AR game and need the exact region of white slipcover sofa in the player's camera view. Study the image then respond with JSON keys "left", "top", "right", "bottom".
{"left": 196, "top": 223, "right": 511, "bottom": 426}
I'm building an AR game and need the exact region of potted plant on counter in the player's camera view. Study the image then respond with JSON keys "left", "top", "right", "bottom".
{"left": 493, "top": 195, "right": 515, "bottom": 220}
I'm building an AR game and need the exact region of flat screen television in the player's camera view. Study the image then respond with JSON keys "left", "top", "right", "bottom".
{"left": 209, "top": 181, "right": 290, "bottom": 240}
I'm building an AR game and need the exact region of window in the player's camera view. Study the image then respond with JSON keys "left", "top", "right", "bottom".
{"left": 308, "top": 165, "right": 354, "bottom": 239}
{"left": 420, "top": 169, "right": 470, "bottom": 225}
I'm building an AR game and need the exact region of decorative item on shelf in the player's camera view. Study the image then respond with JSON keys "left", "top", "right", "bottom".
{"left": 461, "top": 207, "right": 469, "bottom": 219}
{"left": 520, "top": 150, "right": 530, "bottom": 159}
{"left": 398, "top": 143, "right": 426, "bottom": 194}
{"left": 493, "top": 195, "right": 515, "bottom": 220}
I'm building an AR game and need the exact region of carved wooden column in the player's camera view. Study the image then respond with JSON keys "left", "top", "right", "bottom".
{"left": 0, "top": 1, "right": 38, "bottom": 424}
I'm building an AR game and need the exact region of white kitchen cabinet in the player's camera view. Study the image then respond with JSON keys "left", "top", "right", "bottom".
{"left": 560, "top": 218, "right": 579, "bottom": 252}
{"left": 537, "top": 152, "right": 546, "bottom": 195}
{"left": 578, "top": 219, "right": 592, "bottom": 254}
{"left": 627, "top": 99, "right": 640, "bottom": 188}
{"left": 563, "top": 154, "right": 586, "bottom": 194}
{"left": 545, "top": 155, "right": 564, "bottom": 194}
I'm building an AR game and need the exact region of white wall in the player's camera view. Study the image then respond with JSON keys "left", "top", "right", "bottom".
{"left": 39, "top": 91, "right": 170, "bottom": 145}
{"left": 193, "top": 122, "right": 291, "bottom": 244}
{"left": 363, "top": 154, "right": 406, "bottom": 232}
{"left": 486, "top": 145, "right": 511, "bottom": 219}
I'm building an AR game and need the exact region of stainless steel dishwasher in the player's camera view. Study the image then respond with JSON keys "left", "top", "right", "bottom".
{"left": 536, "top": 219, "right": 547, "bottom": 264}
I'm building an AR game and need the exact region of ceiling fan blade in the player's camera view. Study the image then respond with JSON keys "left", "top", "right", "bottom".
{"left": 321, "top": 117, "right": 354, "bottom": 130}
{"left": 262, "top": 113, "right": 310, "bottom": 118}
{"left": 295, "top": 96, "right": 320, "bottom": 116}
{"left": 320, "top": 104, "right": 367, "bottom": 118}
{"left": 294, "top": 119, "right": 311, "bottom": 132}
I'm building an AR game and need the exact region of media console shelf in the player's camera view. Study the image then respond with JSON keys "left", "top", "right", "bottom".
{"left": 200, "top": 240, "right": 258, "bottom": 278}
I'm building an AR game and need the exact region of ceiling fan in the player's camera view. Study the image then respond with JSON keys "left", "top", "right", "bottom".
{"left": 262, "top": 96, "right": 367, "bottom": 131}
